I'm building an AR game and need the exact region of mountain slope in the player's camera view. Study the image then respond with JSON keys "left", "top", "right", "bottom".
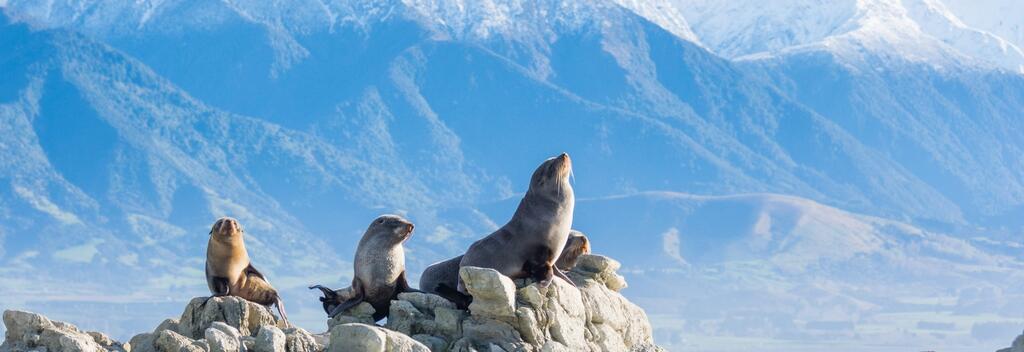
{"left": 574, "top": 192, "right": 1024, "bottom": 351}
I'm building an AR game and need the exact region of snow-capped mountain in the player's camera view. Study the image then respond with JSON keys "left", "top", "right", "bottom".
{"left": 672, "top": 0, "right": 1024, "bottom": 73}
{"left": 2, "top": 1, "right": 1024, "bottom": 351}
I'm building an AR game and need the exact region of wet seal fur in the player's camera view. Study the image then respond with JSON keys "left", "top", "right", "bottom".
{"left": 436, "top": 153, "right": 575, "bottom": 308}
{"left": 310, "top": 214, "right": 419, "bottom": 321}
{"left": 419, "top": 229, "right": 591, "bottom": 296}
{"left": 205, "top": 217, "right": 289, "bottom": 326}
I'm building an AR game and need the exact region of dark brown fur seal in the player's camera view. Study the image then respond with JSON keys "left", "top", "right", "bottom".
{"left": 205, "top": 217, "right": 289, "bottom": 325}
{"left": 309, "top": 214, "right": 418, "bottom": 321}
{"left": 436, "top": 153, "right": 575, "bottom": 307}
{"left": 419, "top": 230, "right": 590, "bottom": 295}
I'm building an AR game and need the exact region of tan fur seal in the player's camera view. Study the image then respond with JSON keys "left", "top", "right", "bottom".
{"left": 419, "top": 230, "right": 590, "bottom": 295}
{"left": 555, "top": 230, "right": 591, "bottom": 270}
{"left": 205, "top": 217, "right": 289, "bottom": 325}
{"left": 309, "top": 214, "right": 418, "bottom": 321}
{"left": 436, "top": 153, "right": 575, "bottom": 307}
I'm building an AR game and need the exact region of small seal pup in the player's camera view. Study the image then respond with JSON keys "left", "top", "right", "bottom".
{"left": 309, "top": 214, "right": 418, "bottom": 321}
{"left": 205, "top": 217, "right": 289, "bottom": 325}
{"left": 436, "top": 153, "right": 575, "bottom": 307}
{"left": 419, "top": 230, "right": 591, "bottom": 295}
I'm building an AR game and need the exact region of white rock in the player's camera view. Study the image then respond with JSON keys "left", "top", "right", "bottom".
{"left": 205, "top": 327, "right": 240, "bottom": 352}
{"left": 254, "top": 325, "right": 286, "bottom": 352}
{"left": 460, "top": 267, "right": 516, "bottom": 320}
{"left": 1, "top": 310, "right": 112, "bottom": 352}
{"left": 328, "top": 323, "right": 430, "bottom": 352}
{"left": 327, "top": 302, "right": 376, "bottom": 330}
{"left": 178, "top": 296, "right": 279, "bottom": 339}
{"left": 155, "top": 329, "right": 205, "bottom": 352}
{"left": 282, "top": 327, "right": 321, "bottom": 352}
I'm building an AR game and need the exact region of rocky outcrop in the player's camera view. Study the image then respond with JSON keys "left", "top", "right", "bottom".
{"left": 998, "top": 331, "right": 1024, "bottom": 352}
{"left": 332, "top": 253, "right": 663, "bottom": 352}
{"left": 125, "top": 296, "right": 317, "bottom": 352}
{"left": 0, "top": 310, "right": 125, "bottom": 352}
{"left": 1, "top": 254, "right": 662, "bottom": 352}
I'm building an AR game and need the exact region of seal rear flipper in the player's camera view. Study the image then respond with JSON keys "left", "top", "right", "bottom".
{"left": 326, "top": 280, "right": 365, "bottom": 318}
{"left": 435, "top": 283, "right": 472, "bottom": 310}
{"left": 328, "top": 294, "right": 365, "bottom": 318}
{"left": 275, "top": 297, "right": 291, "bottom": 327}
{"left": 309, "top": 284, "right": 340, "bottom": 314}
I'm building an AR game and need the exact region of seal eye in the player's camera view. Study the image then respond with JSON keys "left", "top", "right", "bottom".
{"left": 377, "top": 219, "right": 385, "bottom": 224}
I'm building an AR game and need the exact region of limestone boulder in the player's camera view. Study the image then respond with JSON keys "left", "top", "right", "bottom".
{"left": 0, "top": 310, "right": 122, "bottom": 352}
{"left": 177, "top": 296, "right": 282, "bottom": 339}
{"left": 327, "top": 323, "right": 430, "bottom": 352}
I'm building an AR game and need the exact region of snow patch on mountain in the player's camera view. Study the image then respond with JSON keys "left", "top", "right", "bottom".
{"left": 611, "top": 0, "right": 700, "bottom": 44}
{"left": 943, "top": 0, "right": 1024, "bottom": 49}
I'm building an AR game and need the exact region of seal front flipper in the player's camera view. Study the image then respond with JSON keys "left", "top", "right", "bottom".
{"left": 244, "top": 263, "right": 267, "bottom": 280}
{"left": 207, "top": 266, "right": 231, "bottom": 297}
{"left": 554, "top": 267, "right": 576, "bottom": 287}
{"left": 210, "top": 277, "right": 231, "bottom": 296}
{"left": 395, "top": 271, "right": 423, "bottom": 294}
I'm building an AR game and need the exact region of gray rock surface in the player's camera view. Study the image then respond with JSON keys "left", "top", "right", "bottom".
{"left": 255, "top": 325, "right": 287, "bottom": 352}
{"left": 998, "top": 330, "right": 1024, "bottom": 352}
{"left": 177, "top": 296, "right": 282, "bottom": 339}
{"left": 156, "top": 329, "right": 206, "bottom": 352}
{"left": 0, "top": 310, "right": 123, "bottom": 352}
{"left": 327, "top": 323, "right": 430, "bottom": 352}
{"left": 326, "top": 301, "right": 377, "bottom": 330}
{"left": 375, "top": 254, "right": 664, "bottom": 351}
{"left": 2, "top": 254, "right": 662, "bottom": 352}
{"left": 205, "top": 327, "right": 240, "bottom": 352}
{"left": 124, "top": 296, "right": 323, "bottom": 352}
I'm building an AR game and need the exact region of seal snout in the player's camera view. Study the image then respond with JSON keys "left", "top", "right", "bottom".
{"left": 557, "top": 152, "right": 572, "bottom": 177}
{"left": 211, "top": 217, "right": 242, "bottom": 236}
{"left": 398, "top": 220, "right": 414, "bottom": 240}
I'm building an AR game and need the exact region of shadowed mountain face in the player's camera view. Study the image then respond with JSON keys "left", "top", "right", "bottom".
{"left": 1, "top": 1, "right": 1023, "bottom": 351}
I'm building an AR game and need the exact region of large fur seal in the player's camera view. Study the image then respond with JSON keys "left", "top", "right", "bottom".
{"left": 435, "top": 153, "right": 575, "bottom": 306}
{"left": 419, "top": 230, "right": 591, "bottom": 295}
{"left": 309, "top": 214, "right": 418, "bottom": 321}
{"left": 205, "top": 217, "right": 289, "bottom": 325}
